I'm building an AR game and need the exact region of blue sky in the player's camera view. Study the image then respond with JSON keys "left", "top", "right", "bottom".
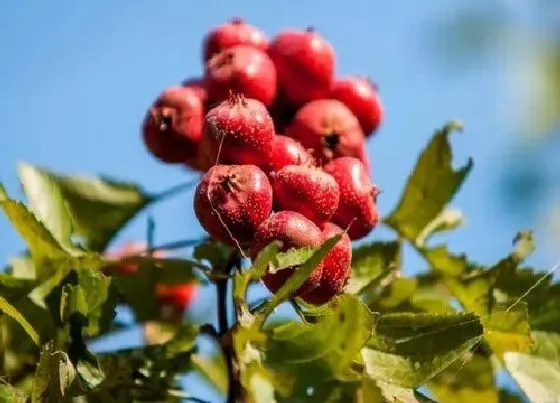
{"left": 0, "top": 2, "right": 554, "bottom": 401}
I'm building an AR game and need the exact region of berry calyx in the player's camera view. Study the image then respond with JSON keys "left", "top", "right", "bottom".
{"left": 323, "top": 157, "right": 379, "bottom": 240}
{"left": 267, "top": 135, "right": 312, "bottom": 173}
{"left": 202, "top": 93, "right": 275, "bottom": 167}
{"left": 142, "top": 86, "right": 204, "bottom": 167}
{"left": 268, "top": 28, "right": 335, "bottom": 107}
{"left": 272, "top": 165, "right": 339, "bottom": 225}
{"left": 194, "top": 164, "right": 273, "bottom": 248}
{"left": 203, "top": 18, "right": 269, "bottom": 62}
{"left": 205, "top": 45, "right": 277, "bottom": 107}
{"left": 330, "top": 76, "right": 384, "bottom": 137}
{"left": 301, "top": 222, "right": 352, "bottom": 305}
{"left": 284, "top": 99, "right": 365, "bottom": 164}
{"left": 251, "top": 211, "right": 324, "bottom": 296}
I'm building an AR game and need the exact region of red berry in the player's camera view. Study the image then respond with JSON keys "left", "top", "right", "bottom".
{"left": 194, "top": 164, "right": 273, "bottom": 248}
{"left": 323, "top": 157, "right": 379, "bottom": 240}
{"left": 181, "top": 77, "right": 208, "bottom": 104}
{"left": 272, "top": 165, "right": 339, "bottom": 225}
{"left": 203, "top": 18, "right": 269, "bottom": 62}
{"left": 251, "top": 211, "right": 324, "bottom": 296}
{"left": 103, "top": 241, "right": 166, "bottom": 276}
{"left": 284, "top": 99, "right": 365, "bottom": 164}
{"left": 142, "top": 87, "right": 204, "bottom": 166}
{"left": 330, "top": 77, "right": 384, "bottom": 137}
{"left": 205, "top": 46, "right": 277, "bottom": 107}
{"left": 156, "top": 283, "right": 198, "bottom": 321}
{"left": 301, "top": 222, "right": 352, "bottom": 305}
{"left": 202, "top": 93, "right": 275, "bottom": 167}
{"left": 267, "top": 135, "right": 312, "bottom": 173}
{"left": 268, "top": 28, "right": 335, "bottom": 106}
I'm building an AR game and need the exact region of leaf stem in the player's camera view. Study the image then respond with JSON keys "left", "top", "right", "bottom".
{"left": 217, "top": 252, "right": 241, "bottom": 403}
{"left": 154, "top": 177, "right": 201, "bottom": 201}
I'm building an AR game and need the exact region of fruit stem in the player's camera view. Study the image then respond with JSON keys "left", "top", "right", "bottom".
{"left": 217, "top": 251, "right": 242, "bottom": 403}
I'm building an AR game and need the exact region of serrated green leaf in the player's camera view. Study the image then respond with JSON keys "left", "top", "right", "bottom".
{"left": 270, "top": 247, "right": 316, "bottom": 272}
{"left": 345, "top": 241, "right": 400, "bottom": 295}
{"left": 268, "top": 295, "right": 375, "bottom": 381}
{"left": 365, "top": 380, "right": 438, "bottom": 403}
{"left": 16, "top": 163, "right": 153, "bottom": 252}
{"left": 259, "top": 233, "right": 342, "bottom": 321}
{"left": 503, "top": 331, "right": 560, "bottom": 403}
{"left": 7, "top": 256, "right": 36, "bottom": 279}
{"left": 363, "top": 312, "right": 483, "bottom": 388}
{"left": 429, "top": 354, "right": 499, "bottom": 403}
{"left": 416, "top": 208, "right": 464, "bottom": 247}
{"left": 0, "top": 275, "right": 36, "bottom": 300}
{"left": 193, "top": 239, "right": 231, "bottom": 270}
{"left": 32, "top": 342, "right": 75, "bottom": 402}
{"left": 0, "top": 295, "right": 40, "bottom": 346}
{"left": 483, "top": 302, "right": 533, "bottom": 355}
{"left": 384, "top": 121, "right": 473, "bottom": 244}
{"left": 0, "top": 383, "right": 26, "bottom": 403}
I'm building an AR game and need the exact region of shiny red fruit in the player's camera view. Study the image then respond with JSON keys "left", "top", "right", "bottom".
{"left": 301, "top": 222, "right": 352, "bottom": 305}
{"left": 142, "top": 87, "right": 204, "bottom": 167}
{"left": 323, "top": 157, "right": 379, "bottom": 240}
{"left": 202, "top": 93, "right": 275, "bottom": 167}
{"left": 272, "top": 165, "right": 339, "bottom": 225}
{"left": 203, "top": 18, "right": 269, "bottom": 62}
{"left": 251, "top": 211, "right": 324, "bottom": 296}
{"left": 268, "top": 28, "right": 335, "bottom": 107}
{"left": 205, "top": 45, "right": 277, "bottom": 107}
{"left": 194, "top": 164, "right": 273, "bottom": 248}
{"left": 267, "top": 135, "right": 312, "bottom": 173}
{"left": 330, "top": 77, "right": 384, "bottom": 137}
{"left": 181, "top": 77, "right": 208, "bottom": 104}
{"left": 284, "top": 99, "right": 365, "bottom": 164}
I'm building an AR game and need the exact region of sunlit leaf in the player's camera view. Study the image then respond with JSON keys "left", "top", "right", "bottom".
{"left": 0, "top": 296, "right": 40, "bottom": 346}
{"left": 416, "top": 208, "right": 464, "bottom": 247}
{"left": 384, "top": 121, "right": 473, "bottom": 244}
{"left": 191, "top": 353, "right": 228, "bottom": 397}
{"left": 32, "top": 342, "right": 75, "bottom": 402}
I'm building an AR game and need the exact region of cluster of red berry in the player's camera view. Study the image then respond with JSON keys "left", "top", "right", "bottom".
{"left": 142, "top": 18, "right": 384, "bottom": 304}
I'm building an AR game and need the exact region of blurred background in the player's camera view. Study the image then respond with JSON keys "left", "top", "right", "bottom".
{"left": 1, "top": 1, "right": 559, "bottom": 401}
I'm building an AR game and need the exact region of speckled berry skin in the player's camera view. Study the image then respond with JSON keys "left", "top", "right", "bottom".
{"left": 194, "top": 164, "right": 273, "bottom": 247}
{"left": 302, "top": 222, "right": 352, "bottom": 305}
{"left": 266, "top": 135, "right": 311, "bottom": 173}
{"left": 323, "top": 157, "right": 379, "bottom": 240}
{"left": 203, "top": 18, "right": 269, "bottom": 62}
{"left": 268, "top": 28, "right": 335, "bottom": 107}
{"left": 142, "top": 86, "right": 204, "bottom": 166}
{"left": 330, "top": 77, "right": 384, "bottom": 137}
{"left": 272, "top": 165, "right": 339, "bottom": 225}
{"left": 251, "top": 211, "right": 324, "bottom": 296}
{"left": 284, "top": 99, "right": 365, "bottom": 165}
{"left": 202, "top": 94, "right": 275, "bottom": 168}
{"left": 205, "top": 45, "right": 277, "bottom": 107}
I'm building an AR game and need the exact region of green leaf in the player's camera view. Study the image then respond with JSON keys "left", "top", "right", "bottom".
{"left": 345, "top": 241, "right": 400, "bottom": 295}
{"left": 363, "top": 312, "right": 484, "bottom": 388}
{"left": 483, "top": 302, "right": 533, "bottom": 356}
{"left": 503, "top": 331, "right": 560, "bottom": 403}
{"left": 0, "top": 295, "right": 40, "bottom": 345}
{"left": 270, "top": 247, "right": 316, "bottom": 272}
{"left": 0, "top": 383, "right": 26, "bottom": 403}
{"left": 267, "top": 294, "right": 375, "bottom": 381}
{"left": 363, "top": 379, "right": 438, "bottom": 403}
{"left": 7, "top": 256, "right": 36, "bottom": 279}
{"left": 193, "top": 240, "right": 231, "bottom": 271}
{"left": 384, "top": 121, "right": 473, "bottom": 244}
{"left": 17, "top": 163, "right": 153, "bottom": 252}
{"left": 191, "top": 353, "right": 228, "bottom": 396}
{"left": 0, "top": 275, "right": 36, "bottom": 300}
{"left": 259, "top": 233, "right": 342, "bottom": 321}
{"left": 32, "top": 342, "right": 75, "bottom": 402}
{"left": 18, "top": 163, "right": 74, "bottom": 246}
{"left": 416, "top": 208, "right": 464, "bottom": 247}
{"left": 429, "top": 354, "right": 499, "bottom": 403}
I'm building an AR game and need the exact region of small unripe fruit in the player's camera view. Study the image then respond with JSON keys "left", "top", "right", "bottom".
{"left": 142, "top": 87, "right": 204, "bottom": 167}
{"left": 202, "top": 93, "right": 275, "bottom": 167}
{"left": 323, "top": 157, "right": 379, "bottom": 240}
{"left": 330, "top": 77, "right": 384, "bottom": 137}
{"left": 267, "top": 135, "right": 312, "bottom": 173}
{"left": 156, "top": 283, "right": 198, "bottom": 322}
{"left": 205, "top": 45, "right": 277, "bottom": 107}
{"left": 272, "top": 165, "right": 339, "bottom": 225}
{"left": 251, "top": 211, "right": 324, "bottom": 296}
{"left": 194, "top": 164, "right": 273, "bottom": 248}
{"left": 268, "top": 28, "right": 335, "bottom": 106}
{"left": 285, "top": 99, "right": 365, "bottom": 164}
{"left": 301, "top": 222, "right": 352, "bottom": 305}
{"left": 203, "top": 18, "right": 269, "bottom": 62}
